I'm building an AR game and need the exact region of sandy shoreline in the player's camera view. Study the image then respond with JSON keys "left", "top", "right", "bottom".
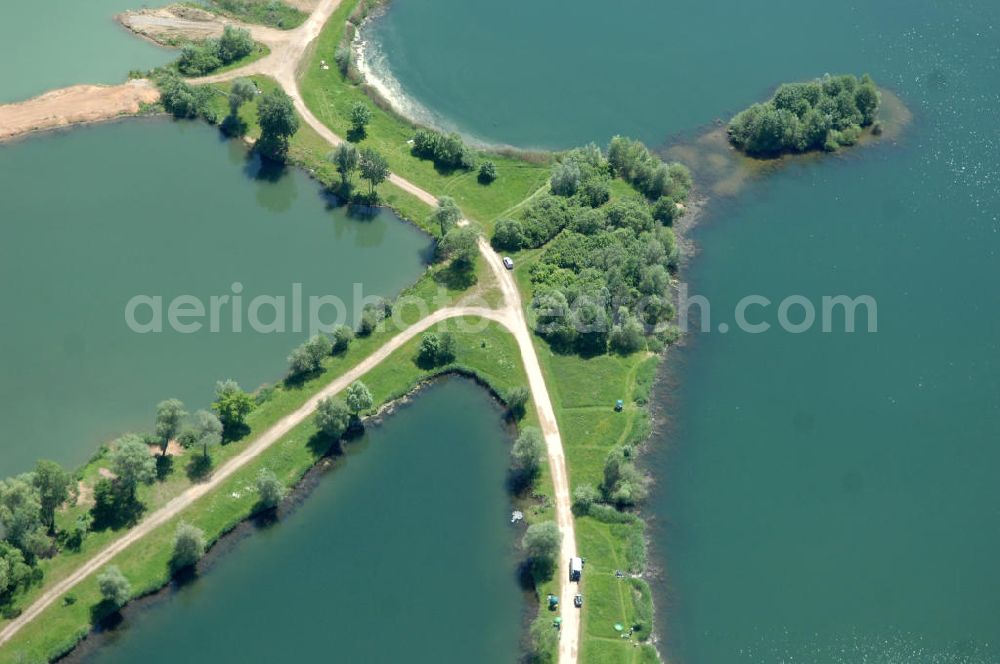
{"left": 0, "top": 80, "right": 160, "bottom": 143}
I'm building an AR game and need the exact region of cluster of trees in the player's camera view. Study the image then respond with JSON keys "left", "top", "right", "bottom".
{"left": 570, "top": 444, "right": 649, "bottom": 517}
{"left": 488, "top": 141, "right": 689, "bottom": 356}
{"left": 359, "top": 297, "right": 393, "bottom": 336}
{"left": 286, "top": 322, "right": 358, "bottom": 380}
{"left": 427, "top": 196, "right": 478, "bottom": 286}
{"left": 0, "top": 461, "right": 73, "bottom": 603}
{"left": 415, "top": 331, "right": 456, "bottom": 369}
{"left": 327, "top": 143, "right": 390, "bottom": 201}
{"left": 411, "top": 128, "right": 475, "bottom": 171}
{"left": 176, "top": 26, "right": 255, "bottom": 77}
{"left": 0, "top": 374, "right": 267, "bottom": 608}
{"left": 156, "top": 71, "right": 219, "bottom": 123}
{"left": 288, "top": 334, "right": 334, "bottom": 378}
{"left": 728, "top": 74, "right": 881, "bottom": 155}
{"left": 157, "top": 73, "right": 299, "bottom": 163}
{"left": 607, "top": 137, "right": 692, "bottom": 213}
{"left": 314, "top": 381, "right": 373, "bottom": 441}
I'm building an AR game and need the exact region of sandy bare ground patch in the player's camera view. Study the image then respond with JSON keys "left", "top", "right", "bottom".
{"left": 118, "top": 5, "right": 228, "bottom": 44}
{"left": 0, "top": 80, "right": 160, "bottom": 142}
{"left": 118, "top": 4, "right": 289, "bottom": 48}
{"left": 75, "top": 481, "right": 94, "bottom": 509}
{"left": 147, "top": 441, "right": 185, "bottom": 457}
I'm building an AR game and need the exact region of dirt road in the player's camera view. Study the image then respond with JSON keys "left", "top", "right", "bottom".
{"left": 0, "top": 305, "right": 507, "bottom": 647}
{"left": 2, "top": 1, "right": 580, "bottom": 660}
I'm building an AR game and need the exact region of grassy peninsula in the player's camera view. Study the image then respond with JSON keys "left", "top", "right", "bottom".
{"left": 0, "top": 0, "right": 902, "bottom": 661}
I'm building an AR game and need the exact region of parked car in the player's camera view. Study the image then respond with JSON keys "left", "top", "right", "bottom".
{"left": 502, "top": 256, "right": 514, "bottom": 270}
{"left": 574, "top": 594, "right": 583, "bottom": 608}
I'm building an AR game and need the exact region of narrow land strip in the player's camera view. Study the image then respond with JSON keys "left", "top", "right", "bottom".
{"left": 0, "top": 0, "right": 581, "bottom": 660}
{"left": 0, "top": 81, "right": 159, "bottom": 142}
{"left": 0, "top": 305, "right": 505, "bottom": 647}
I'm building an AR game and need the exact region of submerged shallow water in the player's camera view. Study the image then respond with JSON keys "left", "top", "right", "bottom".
{"left": 66, "top": 378, "right": 523, "bottom": 664}
{"left": 363, "top": 0, "right": 1000, "bottom": 661}
{"left": 0, "top": 0, "right": 171, "bottom": 104}
{"left": 0, "top": 119, "right": 430, "bottom": 477}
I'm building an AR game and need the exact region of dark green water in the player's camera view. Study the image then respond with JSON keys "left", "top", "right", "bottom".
{"left": 0, "top": 0, "right": 171, "bottom": 104}
{"left": 0, "top": 119, "right": 430, "bottom": 478}
{"left": 364, "top": 0, "right": 1000, "bottom": 661}
{"left": 69, "top": 378, "right": 522, "bottom": 664}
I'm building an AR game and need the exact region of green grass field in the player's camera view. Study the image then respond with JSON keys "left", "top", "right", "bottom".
{"left": 297, "top": 0, "right": 552, "bottom": 228}
{"left": 506, "top": 241, "right": 664, "bottom": 663}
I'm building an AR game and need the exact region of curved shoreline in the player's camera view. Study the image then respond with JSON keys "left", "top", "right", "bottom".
{"left": 56, "top": 372, "right": 530, "bottom": 664}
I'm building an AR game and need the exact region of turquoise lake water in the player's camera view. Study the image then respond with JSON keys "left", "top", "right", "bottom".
{"left": 0, "top": 0, "right": 171, "bottom": 103}
{"left": 0, "top": 119, "right": 430, "bottom": 478}
{"left": 66, "top": 378, "right": 523, "bottom": 664}
{"left": 363, "top": 0, "right": 1000, "bottom": 660}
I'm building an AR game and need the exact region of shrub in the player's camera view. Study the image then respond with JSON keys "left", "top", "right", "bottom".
{"left": 527, "top": 613, "right": 558, "bottom": 664}
{"left": 511, "top": 428, "right": 545, "bottom": 486}
{"left": 578, "top": 174, "right": 611, "bottom": 207}
{"left": 255, "top": 469, "right": 286, "bottom": 510}
{"left": 522, "top": 521, "right": 561, "bottom": 583}
{"left": 350, "top": 102, "right": 372, "bottom": 135}
{"left": 506, "top": 386, "right": 530, "bottom": 420}
{"left": 410, "top": 128, "right": 474, "bottom": 170}
{"left": 217, "top": 25, "right": 254, "bottom": 63}
{"left": 331, "top": 324, "right": 354, "bottom": 353}
{"left": 287, "top": 334, "right": 333, "bottom": 377}
{"left": 607, "top": 136, "right": 691, "bottom": 201}
{"left": 416, "top": 331, "right": 456, "bottom": 368}
{"left": 550, "top": 159, "right": 581, "bottom": 197}
{"left": 491, "top": 218, "right": 526, "bottom": 251}
{"left": 155, "top": 72, "right": 217, "bottom": 122}
{"left": 177, "top": 42, "right": 221, "bottom": 76}
{"left": 171, "top": 522, "right": 206, "bottom": 571}
{"left": 357, "top": 298, "right": 392, "bottom": 336}
{"left": 315, "top": 397, "right": 351, "bottom": 439}
{"left": 478, "top": 160, "right": 497, "bottom": 183}
{"left": 572, "top": 484, "right": 601, "bottom": 515}
{"left": 97, "top": 566, "right": 130, "bottom": 609}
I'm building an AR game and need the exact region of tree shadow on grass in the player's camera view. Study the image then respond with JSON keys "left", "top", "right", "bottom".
{"left": 155, "top": 454, "right": 174, "bottom": 481}
{"left": 433, "top": 263, "right": 477, "bottom": 290}
{"left": 282, "top": 368, "right": 322, "bottom": 390}
{"left": 185, "top": 454, "right": 213, "bottom": 482}
{"left": 222, "top": 423, "right": 251, "bottom": 444}
{"left": 90, "top": 491, "right": 145, "bottom": 532}
{"left": 346, "top": 126, "right": 366, "bottom": 143}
